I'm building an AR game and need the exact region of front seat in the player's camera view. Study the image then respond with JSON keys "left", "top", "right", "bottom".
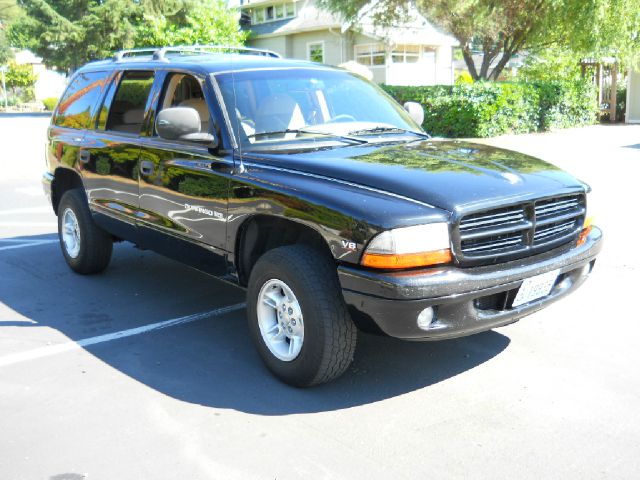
{"left": 254, "top": 94, "right": 305, "bottom": 134}
{"left": 179, "top": 98, "right": 210, "bottom": 133}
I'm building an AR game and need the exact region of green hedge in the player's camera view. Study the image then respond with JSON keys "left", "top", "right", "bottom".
{"left": 382, "top": 81, "right": 598, "bottom": 138}
{"left": 42, "top": 97, "right": 59, "bottom": 111}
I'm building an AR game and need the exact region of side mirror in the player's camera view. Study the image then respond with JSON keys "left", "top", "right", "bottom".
{"left": 403, "top": 101, "right": 425, "bottom": 126}
{"left": 156, "top": 107, "right": 217, "bottom": 147}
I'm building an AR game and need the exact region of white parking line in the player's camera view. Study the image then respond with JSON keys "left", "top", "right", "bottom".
{"left": 0, "top": 239, "right": 59, "bottom": 251}
{"left": 0, "top": 206, "right": 52, "bottom": 215}
{"left": 0, "top": 222, "right": 57, "bottom": 227}
{"left": 0, "top": 303, "right": 246, "bottom": 368}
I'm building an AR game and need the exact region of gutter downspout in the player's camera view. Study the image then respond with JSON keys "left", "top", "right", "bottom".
{"left": 328, "top": 27, "right": 344, "bottom": 64}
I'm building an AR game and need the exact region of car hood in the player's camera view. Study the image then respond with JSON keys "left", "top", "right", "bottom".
{"left": 243, "top": 139, "right": 586, "bottom": 214}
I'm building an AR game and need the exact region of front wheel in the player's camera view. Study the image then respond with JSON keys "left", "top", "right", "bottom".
{"left": 247, "top": 245, "right": 357, "bottom": 387}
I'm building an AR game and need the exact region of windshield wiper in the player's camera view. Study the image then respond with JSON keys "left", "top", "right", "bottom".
{"left": 347, "top": 126, "right": 430, "bottom": 139}
{"left": 247, "top": 128, "right": 368, "bottom": 145}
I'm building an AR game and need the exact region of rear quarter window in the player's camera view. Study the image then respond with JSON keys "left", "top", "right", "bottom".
{"left": 53, "top": 71, "right": 111, "bottom": 129}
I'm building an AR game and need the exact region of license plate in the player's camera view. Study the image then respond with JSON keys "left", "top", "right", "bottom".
{"left": 512, "top": 269, "right": 560, "bottom": 307}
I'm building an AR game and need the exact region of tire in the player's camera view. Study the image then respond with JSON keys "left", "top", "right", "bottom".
{"left": 247, "top": 245, "right": 357, "bottom": 387}
{"left": 57, "top": 188, "right": 113, "bottom": 274}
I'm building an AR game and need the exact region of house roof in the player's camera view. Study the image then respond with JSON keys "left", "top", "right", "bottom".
{"left": 355, "top": 4, "right": 458, "bottom": 47}
{"left": 241, "top": 1, "right": 458, "bottom": 47}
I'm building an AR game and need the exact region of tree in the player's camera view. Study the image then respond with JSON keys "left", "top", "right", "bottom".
{"left": 10, "top": 0, "right": 245, "bottom": 72}
{"left": 320, "top": 0, "right": 640, "bottom": 81}
{"left": 5, "top": 59, "right": 37, "bottom": 100}
{"left": 0, "top": 0, "right": 21, "bottom": 64}
{"left": 135, "top": 0, "right": 247, "bottom": 48}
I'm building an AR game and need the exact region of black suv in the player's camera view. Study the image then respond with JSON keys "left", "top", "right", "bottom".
{"left": 43, "top": 46, "right": 602, "bottom": 386}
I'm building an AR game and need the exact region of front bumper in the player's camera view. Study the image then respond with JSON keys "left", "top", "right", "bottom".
{"left": 339, "top": 227, "right": 603, "bottom": 340}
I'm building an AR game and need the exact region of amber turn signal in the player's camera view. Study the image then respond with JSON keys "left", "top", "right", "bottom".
{"left": 361, "top": 249, "right": 453, "bottom": 269}
{"left": 576, "top": 217, "right": 594, "bottom": 247}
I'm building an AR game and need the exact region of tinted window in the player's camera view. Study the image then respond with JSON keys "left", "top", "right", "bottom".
{"left": 158, "top": 73, "right": 210, "bottom": 134}
{"left": 54, "top": 71, "right": 110, "bottom": 129}
{"left": 105, "top": 71, "right": 154, "bottom": 134}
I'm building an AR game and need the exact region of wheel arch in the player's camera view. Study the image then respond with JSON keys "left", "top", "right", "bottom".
{"left": 234, "top": 214, "right": 335, "bottom": 286}
{"left": 51, "top": 167, "right": 85, "bottom": 215}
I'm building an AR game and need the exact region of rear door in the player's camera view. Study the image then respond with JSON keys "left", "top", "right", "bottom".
{"left": 80, "top": 70, "right": 155, "bottom": 240}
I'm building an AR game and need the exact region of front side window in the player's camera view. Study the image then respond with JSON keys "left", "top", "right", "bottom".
{"left": 54, "top": 71, "right": 110, "bottom": 129}
{"left": 308, "top": 42, "right": 324, "bottom": 63}
{"left": 157, "top": 73, "right": 211, "bottom": 136}
{"left": 215, "top": 68, "right": 421, "bottom": 150}
{"left": 105, "top": 71, "right": 154, "bottom": 135}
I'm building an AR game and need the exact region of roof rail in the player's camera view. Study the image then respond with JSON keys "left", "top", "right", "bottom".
{"left": 113, "top": 48, "right": 159, "bottom": 62}
{"left": 113, "top": 45, "right": 281, "bottom": 62}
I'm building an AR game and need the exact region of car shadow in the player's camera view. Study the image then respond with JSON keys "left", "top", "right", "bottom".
{"left": 1, "top": 234, "right": 510, "bottom": 415}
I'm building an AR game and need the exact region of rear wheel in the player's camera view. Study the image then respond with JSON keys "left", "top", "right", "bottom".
{"left": 58, "top": 189, "right": 113, "bottom": 274}
{"left": 247, "top": 245, "right": 357, "bottom": 387}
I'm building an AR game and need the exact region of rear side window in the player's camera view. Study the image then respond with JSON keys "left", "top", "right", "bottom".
{"left": 53, "top": 71, "right": 110, "bottom": 129}
{"left": 105, "top": 71, "right": 154, "bottom": 135}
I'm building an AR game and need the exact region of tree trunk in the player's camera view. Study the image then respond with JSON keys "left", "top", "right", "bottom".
{"left": 489, "top": 50, "right": 514, "bottom": 80}
{"left": 462, "top": 46, "right": 479, "bottom": 80}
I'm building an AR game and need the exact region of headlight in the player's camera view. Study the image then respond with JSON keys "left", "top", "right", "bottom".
{"left": 361, "top": 223, "right": 452, "bottom": 269}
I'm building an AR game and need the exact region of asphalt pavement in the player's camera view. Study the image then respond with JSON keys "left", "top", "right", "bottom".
{"left": 1, "top": 114, "right": 639, "bottom": 479}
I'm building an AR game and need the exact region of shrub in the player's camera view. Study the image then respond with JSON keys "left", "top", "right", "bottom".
{"left": 42, "top": 97, "right": 59, "bottom": 111}
{"left": 382, "top": 80, "right": 598, "bottom": 138}
{"left": 455, "top": 71, "right": 474, "bottom": 85}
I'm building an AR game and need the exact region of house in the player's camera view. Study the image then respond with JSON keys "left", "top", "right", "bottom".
{"left": 235, "top": 0, "right": 458, "bottom": 86}
{"left": 626, "top": 70, "right": 640, "bottom": 123}
{"left": 14, "top": 49, "right": 67, "bottom": 100}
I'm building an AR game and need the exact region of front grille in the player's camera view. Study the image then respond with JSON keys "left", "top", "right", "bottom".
{"left": 457, "top": 194, "right": 585, "bottom": 263}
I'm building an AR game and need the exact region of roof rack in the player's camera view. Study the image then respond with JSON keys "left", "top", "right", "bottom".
{"left": 113, "top": 45, "right": 281, "bottom": 62}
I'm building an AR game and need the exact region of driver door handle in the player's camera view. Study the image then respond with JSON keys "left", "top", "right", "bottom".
{"left": 140, "top": 160, "right": 154, "bottom": 176}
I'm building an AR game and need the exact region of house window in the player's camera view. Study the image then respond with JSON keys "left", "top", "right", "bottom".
{"left": 355, "top": 44, "right": 386, "bottom": 67}
{"left": 251, "top": 2, "right": 296, "bottom": 24}
{"left": 391, "top": 45, "right": 421, "bottom": 64}
{"left": 308, "top": 42, "right": 324, "bottom": 63}
{"left": 286, "top": 2, "right": 295, "bottom": 16}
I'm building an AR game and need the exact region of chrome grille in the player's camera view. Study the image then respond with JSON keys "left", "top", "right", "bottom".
{"left": 458, "top": 194, "right": 585, "bottom": 263}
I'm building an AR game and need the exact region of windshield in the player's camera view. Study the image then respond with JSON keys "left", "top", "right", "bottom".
{"left": 213, "top": 67, "right": 424, "bottom": 150}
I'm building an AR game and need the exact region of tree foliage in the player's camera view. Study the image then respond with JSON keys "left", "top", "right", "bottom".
{"left": 9, "top": 0, "right": 245, "bottom": 72}
{"left": 320, "top": 0, "right": 640, "bottom": 81}
{"left": 1, "top": 0, "right": 21, "bottom": 63}
{"left": 135, "top": 0, "right": 247, "bottom": 48}
{"left": 4, "top": 59, "right": 38, "bottom": 100}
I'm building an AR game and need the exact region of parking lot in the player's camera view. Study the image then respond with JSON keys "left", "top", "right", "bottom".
{"left": 1, "top": 114, "right": 639, "bottom": 479}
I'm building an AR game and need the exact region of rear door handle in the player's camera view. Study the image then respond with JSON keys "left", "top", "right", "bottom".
{"left": 140, "top": 160, "right": 154, "bottom": 176}
{"left": 79, "top": 150, "right": 90, "bottom": 163}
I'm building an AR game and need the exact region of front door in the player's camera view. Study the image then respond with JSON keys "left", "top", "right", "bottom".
{"left": 137, "top": 71, "right": 232, "bottom": 275}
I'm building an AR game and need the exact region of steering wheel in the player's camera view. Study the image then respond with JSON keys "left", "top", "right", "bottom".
{"left": 329, "top": 114, "right": 356, "bottom": 123}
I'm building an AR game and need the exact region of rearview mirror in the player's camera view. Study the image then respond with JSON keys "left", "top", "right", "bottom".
{"left": 156, "top": 107, "right": 217, "bottom": 147}
{"left": 403, "top": 101, "right": 425, "bottom": 126}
